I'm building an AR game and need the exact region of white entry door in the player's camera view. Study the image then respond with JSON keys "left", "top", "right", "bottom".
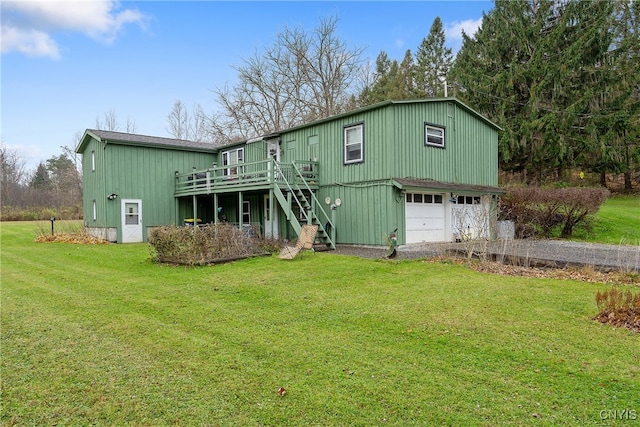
{"left": 121, "top": 199, "right": 143, "bottom": 243}
{"left": 263, "top": 194, "right": 278, "bottom": 238}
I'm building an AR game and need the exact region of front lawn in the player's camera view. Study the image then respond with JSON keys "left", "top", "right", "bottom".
{"left": 574, "top": 195, "right": 640, "bottom": 245}
{"left": 1, "top": 221, "right": 638, "bottom": 425}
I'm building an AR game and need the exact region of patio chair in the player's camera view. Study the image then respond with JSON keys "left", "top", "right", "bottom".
{"left": 278, "top": 224, "right": 318, "bottom": 260}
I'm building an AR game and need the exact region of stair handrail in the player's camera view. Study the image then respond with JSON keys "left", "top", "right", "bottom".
{"left": 291, "top": 162, "right": 334, "bottom": 232}
{"left": 272, "top": 161, "right": 311, "bottom": 223}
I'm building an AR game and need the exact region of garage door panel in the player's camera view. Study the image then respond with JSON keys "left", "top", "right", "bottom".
{"left": 405, "top": 194, "right": 446, "bottom": 243}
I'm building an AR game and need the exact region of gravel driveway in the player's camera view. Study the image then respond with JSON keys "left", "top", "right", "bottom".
{"left": 332, "top": 239, "right": 640, "bottom": 272}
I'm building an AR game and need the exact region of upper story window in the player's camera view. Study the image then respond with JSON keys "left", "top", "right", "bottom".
{"left": 424, "top": 123, "right": 445, "bottom": 149}
{"left": 91, "top": 150, "right": 96, "bottom": 171}
{"left": 222, "top": 147, "right": 244, "bottom": 176}
{"left": 344, "top": 122, "right": 364, "bottom": 164}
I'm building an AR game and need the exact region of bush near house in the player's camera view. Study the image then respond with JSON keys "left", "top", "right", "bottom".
{"left": 148, "top": 223, "right": 283, "bottom": 265}
{"left": 499, "top": 187, "right": 610, "bottom": 238}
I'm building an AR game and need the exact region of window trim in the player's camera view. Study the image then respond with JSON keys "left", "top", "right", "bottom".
{"left": 424, "top": 122, "right": 446, "bottom": 149}
{"left": 91, "top": 150, "right": 95, "bottom": 172}
{"left": 221, "top": 147, "right": 244, "bottom": 176}
{"left": 242, "top": 200, "right": 250, "bottom": 226}
{"left": 92, "top": 199, "right": 97, "bottom": 221}
{"left": 343, "top": 122, "right": 364, "bottom": 165}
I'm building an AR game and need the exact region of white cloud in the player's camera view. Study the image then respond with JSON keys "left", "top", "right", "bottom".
{"left": 1, "top": 0, "right": 147, "bottom": 58}
{"left": 445, "top": 18, "right": 483, "bottom": 42}
{"left": 1, "top": 25, "right": 60, "bottom": 59}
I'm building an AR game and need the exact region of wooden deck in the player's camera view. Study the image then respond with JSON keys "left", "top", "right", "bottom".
{"left": 174, "top": 159, "right": 319, "bottom": 196}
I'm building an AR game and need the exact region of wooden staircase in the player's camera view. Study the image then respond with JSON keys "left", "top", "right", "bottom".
{"left": 272, "top": 162, "right": 335, "bottom": 249}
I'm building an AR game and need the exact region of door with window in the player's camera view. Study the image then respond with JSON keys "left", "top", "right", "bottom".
{"left": 263, "top": 194, "right": 279, "bottom": 238}
{"left": 121, "top": 199, "right": 143, "bottom": 243}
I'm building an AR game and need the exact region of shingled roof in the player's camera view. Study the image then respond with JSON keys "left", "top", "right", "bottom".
{"left": 76, "top": 129, "right": 218, "bottom": 153}
{"left": 392, "top": 178, "right": 504, "bottom": 195}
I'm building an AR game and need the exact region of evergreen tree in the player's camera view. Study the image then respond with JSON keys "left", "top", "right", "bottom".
{"left": 415, "top": 17, "right": 453, "bottom": 97}
{"left": 451, "top": 0, "right": 635, "bottom": 184}
{"left": 399, "top": 49, "right": 416, "bottom": 98}
{"left": 452, "top": 0, "right": 544, "bottom": 179}
{"left": 29, "top": 162, "right": 52, "bottom": 190}
{"left": 46, "top": 154, "right": 82, "bottom": 206}
{"left": 359, "top": 51, "right": 405, "bottom": 104}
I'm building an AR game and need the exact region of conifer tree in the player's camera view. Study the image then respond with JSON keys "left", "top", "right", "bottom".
{"left": 415, "top": 17, "right": 453, "bottom": 97}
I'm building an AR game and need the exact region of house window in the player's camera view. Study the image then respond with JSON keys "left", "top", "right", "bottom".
{"left": 344, "top": 123, "right": 363, "bottom": 164}
{"left": 424, "top": 123, "right": 445, "bottom": 148}
{"left": 222, "top": 148, "right": 244, "bottom": 176}
{"left": 242, "top": 201, "right": 250, "bottom": 226}
{"left": 92, "top": 199, "right": 97, "bottom": 221}
{"left": 91, "top": 151, "right": 95, "bottom": 171}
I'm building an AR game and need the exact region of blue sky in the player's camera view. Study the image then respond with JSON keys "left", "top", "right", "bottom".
{"left": 1, "top": 1, "right": 492, "bottom": 171}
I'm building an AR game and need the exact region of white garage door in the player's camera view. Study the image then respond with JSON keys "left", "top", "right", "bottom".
{"left": 405, "top": 193, "right": 446, "bottom": 243}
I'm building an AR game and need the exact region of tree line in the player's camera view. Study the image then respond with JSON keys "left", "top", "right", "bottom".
{"left": 3, "top": 0, "right": 638, "bottom": 219}
{"left": 169, "top": 2, "right": 639, "bottom": 189}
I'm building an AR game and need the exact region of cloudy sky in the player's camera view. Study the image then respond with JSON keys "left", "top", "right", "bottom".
{"left": 1, "top": 1, "right": 490, "bottom": 170}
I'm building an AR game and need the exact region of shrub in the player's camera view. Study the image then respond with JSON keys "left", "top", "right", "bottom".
{"left": 499, "top": 187, "right": 610, "bottom": 238}
{"left": 148, "top": 223, "right": 283, "bottom": 265}
{"left": 594, "top": 287, "right": 640, "bottom": 333}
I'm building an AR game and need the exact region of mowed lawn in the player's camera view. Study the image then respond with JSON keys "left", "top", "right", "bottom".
{"left": 574, "top": 195, "right": 640, "bottom": 245}
{"left": 1, "top": 222, "right": 638, "bottom": 426}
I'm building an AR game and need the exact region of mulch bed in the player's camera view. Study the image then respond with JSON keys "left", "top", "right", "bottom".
{"left": 35, "top": 233, "right": 109, "bottom": 244}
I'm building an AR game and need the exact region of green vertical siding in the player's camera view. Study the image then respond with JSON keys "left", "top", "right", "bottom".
{"left": 84, "top": 142, "right": 215, "bottom": 241}
{"left": 276, "top": 100, "right": 499, "bottom": 246}
{"left": 316, "top": 183, "right": 402, "bottom": 246}
{"left": 280, "top": 100, "right": 498, "bottom": 188}
{"left": 81, "top": 138, "right": 108, "bottom": 231}
{"left": 106, "top": 144, "right": 215, "bottom": 232}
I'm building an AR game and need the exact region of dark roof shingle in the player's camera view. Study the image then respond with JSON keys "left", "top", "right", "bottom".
{"left": 80, "top": 129, "right": 217, "bottom": 152}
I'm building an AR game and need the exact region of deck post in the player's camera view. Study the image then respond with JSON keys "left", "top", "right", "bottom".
{"left": 269, "top": 188, "right": 274, "bottom": 238}
{"left": 238, "top": 192, "right": 243, "bottom": 230}
{"left": 192, "top": 195, "right": 197, "bottom": 226}
{"left": 213, "top": 193, "right": 218, "bottom": 224}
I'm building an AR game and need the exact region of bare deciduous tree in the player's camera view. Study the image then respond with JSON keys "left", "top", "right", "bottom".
{"left": 211, "top": 15, "right": 366, "bottom": 141}
{"left": 95, "top": 109, "right": 137, "bottom": 133}
{"left": 1, "top": 143, "right": 27, "bottom": 207}
{"left": 166, "top": 100, "right": 210, "bottom": 142}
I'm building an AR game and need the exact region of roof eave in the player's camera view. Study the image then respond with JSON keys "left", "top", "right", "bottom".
{"left": 392, "top": 178, "right": 505, "bottom": 195}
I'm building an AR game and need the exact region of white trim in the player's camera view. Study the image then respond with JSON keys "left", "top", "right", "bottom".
{"left": 222, "top": 147, "right": 244, "bottom": 176}
{"left": 343, "top": 123, "right": 363, "bottom": 164}
{"left": 242, "top": 200, "right": 251, "bottom": 226}
{"left": 121, "top": 199, "right": 143, "bottom": 243}
{"left": 425, "top": 123, "right": 445, "bottom": 148}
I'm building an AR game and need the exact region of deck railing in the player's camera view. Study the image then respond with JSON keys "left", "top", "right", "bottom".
{"left": 175, "top": 159, "right": 319, "bottom": 196}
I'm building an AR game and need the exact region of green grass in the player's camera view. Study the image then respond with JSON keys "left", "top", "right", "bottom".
{"left": 574, "top": 195, "right": 640, "bottom": 245}
{"left": 1, "top": 221, "right": 638, "bottom": 426}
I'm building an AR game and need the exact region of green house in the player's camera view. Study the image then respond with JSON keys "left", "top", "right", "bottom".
{"left": 76, "top": 98, "right": 502, "bottom": 246}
